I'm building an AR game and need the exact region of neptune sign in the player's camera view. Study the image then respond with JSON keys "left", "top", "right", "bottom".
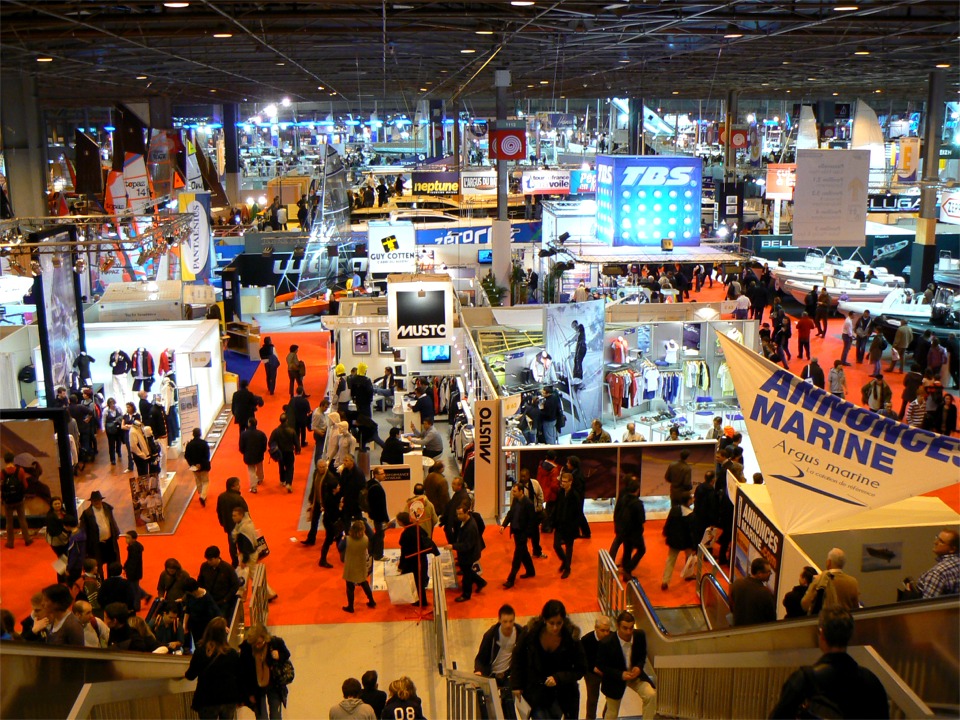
{"left": 596, "top": 155, "right": 702, "bottom": 247}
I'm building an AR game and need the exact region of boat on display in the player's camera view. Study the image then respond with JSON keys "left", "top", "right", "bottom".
{"left": 783, "top": 273, "right": 902, "bottom": 306}
{"left": 754, "top": 249, "right": 901, "bottom": 287}
{"left": 837, "top": 287, "right": 933, "bottom": 319}
{"left": 934, "top": 251, "right": 960, "bottom": 288}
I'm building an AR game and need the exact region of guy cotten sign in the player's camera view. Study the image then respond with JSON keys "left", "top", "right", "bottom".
{"left": 387, "top": 282, "right": 452, "bottom": 347}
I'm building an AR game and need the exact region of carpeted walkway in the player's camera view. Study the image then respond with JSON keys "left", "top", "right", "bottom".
{"left": 2, "top": 282, "right": 957, "bottom": 627}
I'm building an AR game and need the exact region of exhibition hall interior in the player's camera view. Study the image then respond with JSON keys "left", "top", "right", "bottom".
{"left": 1, "top": 1, "right": 959, "bottom": 718}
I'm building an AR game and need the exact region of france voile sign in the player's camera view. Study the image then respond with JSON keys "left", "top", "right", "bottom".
{"left": 718, "top": 333, "right": 960, "bottom": 533}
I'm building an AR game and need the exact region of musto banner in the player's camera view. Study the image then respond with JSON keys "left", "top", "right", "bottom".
{"left": 718, "top": 333, "right": 960, "bottom": 533}
{"left": 387, "top": 281, "right": 453, "bottom": 348}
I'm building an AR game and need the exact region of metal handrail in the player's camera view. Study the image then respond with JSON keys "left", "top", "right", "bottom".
{"left": 67, "top": 677, "right": 196, "bottom": 720}
{"left": 597, "top": 549, "right": 626, "bottom": 620}
{"left": 248, "top": 562, "right": 269, "bottom": 630}
{"left": 431, "top": 557, "right": 451, "bottom": 676}
{"left": 696, "top": 541, "right": 731, "bottom": 588}
{"left": 700, "top": 573, "right": 732, "bottom": 632}
{"left": 445, "top": 668, "right": 504, "bottom": 720}
{"left": 628, "top": 577, "right": 672, "bottom": 638}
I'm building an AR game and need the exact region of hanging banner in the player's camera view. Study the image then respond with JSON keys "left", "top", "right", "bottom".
{"left": 177, "top": 191, "right": 212, "bottom": 283}
{"left": 489, "top": 120, "right": 526, "bottom": 161}
{"left": 387, "top": 280, "right": 453, "bottom": 348}
{"left": 719, "top": 125, "right": 749, "bottom": 148}
{"left": 460, "top": 169, "right": 498, "bottom": 196}
{"left": 184, "top": 137, "right": 203, "bottom": 191}
{"left": 939, "top": 189, "right": 960, "bottom": 225}
{"left": 123, "top": 152, "right": 153, "bottom": 214}
{"left": 473, "top": 398, "right": 502, "bottom": 519}
{"left": 793, "top": 149, "right": 869, "bottom": 247}
{"left": 367, "top": 221, "right": 417, "bottom": 273}
{"left": 732, "top": 490, "right": 784, "bottom": 601}
{"left": 717, "top": 333, "right": 960, "bottom": 534}
{"left": 148, "top": 129, "right": 180, "bottom": 199}
{"left": 104, "top": 170, "right": 128, "bottom": 215}
{"left": 521, "top": 170, "right": 570, "bottom": 195}
{"left": 765, "top": 163, "right": 797, "bottom": 201}
{"left": 896, "top": 137, "right": 920, "bottom": 183}
{"left": 569, "top": 170, "right": 597, "bottom": 195}
{"left": 411, "top": 171, "right": 460, "bottom": 196}
{"left": 748, "top": 123, "right": 762, "bottom": 167}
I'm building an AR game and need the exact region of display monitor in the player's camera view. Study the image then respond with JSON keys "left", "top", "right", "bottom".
{"left": 421, "top": 345, "right": 451, "bottom": 363}
{"left": 477, "top": 249, "right": 493, "bottom": 264}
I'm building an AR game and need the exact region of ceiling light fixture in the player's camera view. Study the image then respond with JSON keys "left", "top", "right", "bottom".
{"left": 854, "top": 47, "right": 871, "bottom": 55}
{"left": 724, "top": 25, "right": 743, "bottom": 39}
{"left": 461, "top": 49, "right": 476, "bottom": 54}
{"left": 475, "top": 28, "right": 493, "bottom": 35}
{"left": 540, "top": 80, "right": 549, "bottom": 85}
{"left": 137, "top": 75, "right": 148, "bottom": 80}
{"left": 420, "top": 87, "right": 428, "bottom": 91}
{"left": 317, "top": 86, "right": 324, "bottom": 90}
{"left": 832, "top": 92, "right": 839, "bottom": 96}
{"left": 511, "top": 1, "right": 535, "bottom": 5}
{"left": 936, "top": 63, "right": 951, "bottom": 68}
{"left": 163, "top": 1, "right": 190, "bottom": 7}
{"left": 833, "top": 5, "right": 859, "bottom": 10}
{"left": 37, "top": 57, "right": 54, "bottom": 63}
{"left": 213, "top": 32, "right": 233, "bottom": 38}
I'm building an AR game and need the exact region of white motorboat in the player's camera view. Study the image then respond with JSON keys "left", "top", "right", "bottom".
{"left": 837, "top": 287, "right": 930, "bottom": 319}
{"left": 784, "top": 274, "right": 901, "bottom": 306}
{"left": 754, "top": 251, "right": 901, "bottom": 288}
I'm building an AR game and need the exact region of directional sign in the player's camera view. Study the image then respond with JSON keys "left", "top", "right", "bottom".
{"left": 940, "top": 189, "right": 960, "bottom": 225}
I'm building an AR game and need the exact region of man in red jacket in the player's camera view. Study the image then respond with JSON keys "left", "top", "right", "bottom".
{"left": 795, "top": 312, "right": 817, "bottom": 360}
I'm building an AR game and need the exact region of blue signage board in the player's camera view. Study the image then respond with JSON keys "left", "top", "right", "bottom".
{"left": 415, "top": 221, "right": 542, "bottom": 245}
{"left": 596, "top": 155, "right": 702, "bottom": 247}
{"left": 569, "top": 170, "right": 597, "bottom": 195}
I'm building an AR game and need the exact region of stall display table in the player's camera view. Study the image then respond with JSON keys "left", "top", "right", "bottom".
{"left": 225, "top": 321, "right": 261, "bottom": 360}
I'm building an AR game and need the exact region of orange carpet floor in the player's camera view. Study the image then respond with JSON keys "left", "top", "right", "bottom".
{"left": 2, "top": 285, "right": 957, "bottom": 626}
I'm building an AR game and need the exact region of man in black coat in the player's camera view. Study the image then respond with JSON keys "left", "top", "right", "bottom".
{"left": 552, "top": 472, "right": 583, "bottom": 579}
{"left": 231, "top": 379, "right": 264, "bottom": 450}
{"left": 98, "top": 561, "right": 137, "bottom": 612}
{"left": 183, "top": 427, "right": 212, "bottom": 507}
{"left": 620, "top": 480, "right": 647, "bottom": 580}
{"left": 269, "top": 414, "right": 300, "bottom": 492}
{"left": 597, "top": 611, "right": 657, "bottom": 720}
{"left": 122, "top": 530, "right": 148, "bottom": 610}
{"left": 215, "top": 477, "right": 248, "bottom": 567}
{"left": 290, "top": 388, "right": 312, "bottom": 448}
{"left": 441, "top": 476, "right": 470, "bottom": 544}
{"left": 239, "top": 418, "right": 268, "bottom": 493}
{"left": 197, "top": 546, "right": 241, "bottom": 617}
{"left": 474, "top": 604, "right": 523, "bottom": 720}
{"left": 337, "top": 453, "right": 365, "bottom": 523}
{"left": 579, "top": 616, "right": 614, "bottom": 720}
{"left": 80, "top": 491, "right": 121, "bottom": 578}
{"left": 770, "top": 608, "right": 888, "bottom": 719}
{"left": 500, "top": 484, "right": 536, "bottom": 589}
{"left": 449, "top": 500, "right": 486, "bottom": 602}
{"left": 366, "top": 467, "right": 390, "bottom": 560}
{"left": 317, "top": 460, "right": 343, "bottom": 567}
{"left": 397, "top": 510, "right": 439, "bottom": 606}
{"left": 351, "top": 363, "right": 375, "bottom": 417}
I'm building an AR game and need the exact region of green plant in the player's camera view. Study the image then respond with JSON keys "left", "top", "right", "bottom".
{"left": 509, "top": 263, "right": 528, "bottom": 305}
{"left": 480, "top": 269, "right": 507, "bottom": 306}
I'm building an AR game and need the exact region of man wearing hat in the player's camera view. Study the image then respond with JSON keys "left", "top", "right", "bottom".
{"left": 861, "top": 373, "right": 892, "bottom": 412}
{"left": 334, "top": 364, "right": 351, "bottom": 415}
{"left": 80, "top": 491, "right": 121, "bottom": 578}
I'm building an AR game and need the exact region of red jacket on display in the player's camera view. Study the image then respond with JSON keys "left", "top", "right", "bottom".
{"left": 131, "top": 349, "right": 155, "bottom": 379}
{"left": 158, "top": 349, "right": 175, "bottom": 375}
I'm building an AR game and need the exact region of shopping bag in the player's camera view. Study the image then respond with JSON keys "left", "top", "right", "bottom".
{"left": 386, "top": 572, "right": 419, "bottom": 605}
{"left": 256, "top": 534, "right": 270, "bottom": 559}
{"left": 680, "top": 553, "right": 698, "bottom": 581}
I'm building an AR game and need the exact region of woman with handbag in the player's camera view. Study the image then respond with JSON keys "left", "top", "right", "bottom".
{"left": 231, "top": 508, "right": 278, "bottom": 603}
{"left": 103, "top": 398, "right": 124, "bottom": 467}
{"left": 240, "top": 623, "right": 294, "bottom": 719}
{"left": 184, "top": 617, "right": 243, "bottom": 719}
{"left": 342, "top": 520, "right": 377, "bottom": 613}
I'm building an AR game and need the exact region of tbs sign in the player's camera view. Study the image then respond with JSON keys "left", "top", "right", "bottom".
{"left": 595, "top": 156, "right": 702, "bottom": 247}
{"left": 387, "top": 282, "right": 453, "bottom": 348}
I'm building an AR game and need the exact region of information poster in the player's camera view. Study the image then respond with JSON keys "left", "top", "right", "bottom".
{"left": 178, "top": 385, "right": 200, "bottom": 438}
{"left": 733, "top": 490, "right": 783, "bottom": 599}
{"left": 544, "top": 299, "right": 604, "bottom": 434}
{"left": 793, "top": 149, "right": 869, "bottom": 247}
{"left": 130, "top": 473, "right": 164, "bottom": 527}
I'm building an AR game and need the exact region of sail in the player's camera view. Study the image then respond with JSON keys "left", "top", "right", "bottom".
{"left": 852, "top": 99, "right": 887, "bottom": 189}
{"left": 193, "top": 137, "right": 230, "bottom": 208}
{"left": 796, "top": 105, "right": 819, "bottom": 150}
{"left": 74, "top": 130, "right": 103, "bottom": 196}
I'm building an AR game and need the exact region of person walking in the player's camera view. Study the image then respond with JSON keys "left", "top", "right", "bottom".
{"left": 854, "top": 311, "right": 874, "bottom": 364}
{"left": 216, "top": 477, "right": 248, "bottom": 568}
{"left": 318, "top": 462, "right": 344, "bottom": 568}
{"left": 890, "top": 320, "right": 913, "bottom": 373}
{"left": 795, "top": 312, "right": 816, "bottom": 361}
{"left": 232, "top": 507, "right": 277, "bottom": 602}
{"left": 597, "top": 611, "right": 658, "bottom": 720}
{"left": 184, "top": 427, "right": 212, "bottom": 508}
{"left": 231, "top": 380, "right": 264, "bottom": 451}
{"left": 501, "top": 484, "right": 536, "bottom": 589}
{"left": 449, "top": 500, "right": 486, "bottom": 602}
{"left": 397, "top": 511, "right": 439, "bottom": 607}
{"left": 240, "top": 623, "right": 293, "bottom": 720}
{"left": 285, "top": 345, "right": 304, "bottom": 397}
{"left": 240, "top": 418, "right": 268, "bottom": 494}
{"left": 552, "top": 472, "right": 583, "bottom": 579}
{"left": 815, "top": 286, "right": 831, "bottom": 337}
{"left": 1, "top": 454, "right": 32, "bottom": 548}
{"left": 867, "top": 327, "right": 888, "bottom": 377}
{"left": 259, "top": 337, "right": 280, "bottom": 395}
{"left": 620, "top": 480, "right": 647, "bottom": 581}
{"left": 827, "top": 360, "right": 847, "bottom": 398}
{"left": 184, "top": 617, "right": 243, "bottom": 720}
{"left": 661, "top": 494, "right": 696, "bottom": 591}
{"left": 269, "top": 414, "right": 299, "bottom": 493}
{"left": 839, "top": 313, "right": 855, "bottom": 366}
{"left": 342, "top": 520, "right": 377, "bottom": 613}
{"left": 365, "top": 467, "right": 389, "bottom": 561}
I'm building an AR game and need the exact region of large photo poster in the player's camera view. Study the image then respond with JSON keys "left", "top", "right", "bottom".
{"left": 32, "top": 227, "right": 84, "bottom": 406}
{"left": 0, "top": 419, "right": 63, "bottom": 517}
{"left": 544, "top": 299, "right": 604, "bottom": 434}
{"left": 733, "top": 490, "right": 784, "bottom": 599}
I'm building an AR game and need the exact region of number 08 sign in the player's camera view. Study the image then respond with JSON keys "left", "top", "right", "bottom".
{"left": 489, "top": 121, "right": 526, "bottom": 161}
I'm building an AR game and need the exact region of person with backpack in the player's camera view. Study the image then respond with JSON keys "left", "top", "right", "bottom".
{"left": 2, "top": 453, "right": 32, "bottom": 548}
{"left": 770, "top": 608, "right": 888, "bottom": 719}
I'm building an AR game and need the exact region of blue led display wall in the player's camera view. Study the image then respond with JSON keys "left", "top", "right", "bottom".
{"left": 596, "top": 155, "right": 703, "bottom": 247}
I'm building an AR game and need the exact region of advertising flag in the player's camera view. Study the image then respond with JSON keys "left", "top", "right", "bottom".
{"left": 123, "top": 152, "right": 153, "bottom": 214}
{"left": 765, "top": 163, "right": 797, "bottom": 201}
{"left": 387, "top": 280, "right": 453, "bottom": 348}
{"left": 490, "top": 120, "right": 526, "bottom": 161}
{"left": 896, "top": 137, "right": 920, "bottom": 183}
{"left": 177, "top": 191, "right": 212, "bottom": 283}
{"left": 717, "top": 333, "right": 960, "bottom": 533}
{"left": 367, "top": 222, "right": 417, "bottom": 273}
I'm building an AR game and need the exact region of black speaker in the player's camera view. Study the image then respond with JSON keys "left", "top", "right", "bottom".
{"left": 661, "top": 238, "right": 674, "bottom": 251}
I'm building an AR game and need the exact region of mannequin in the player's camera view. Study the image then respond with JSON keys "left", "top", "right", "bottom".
{"left": 158, "top": 348, "right": 175, "bottom": 376}
{"left": 109, "top": 349, "right": 132, "bottom": 402}
{"left": 159, "top": 372, "right": 180, "bottom": 444}
{"left": 611, "top": 336, "right": 630, "bottom": 364}
{"left": 663, "top": 339, "right": 680, "bottom": 364}
{"left": 73, "top": 352, "right": 96, "bottom": 387}
{"left": 131, "top": 348, "right": 155, "bottom": 392}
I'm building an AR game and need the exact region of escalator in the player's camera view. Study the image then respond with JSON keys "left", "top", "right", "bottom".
{"left": 620, "top": 549, "right": 959, "bottom": 718}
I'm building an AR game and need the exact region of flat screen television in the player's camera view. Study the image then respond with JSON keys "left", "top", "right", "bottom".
{"left": 477, "top": 249, "right": 493, "bottom": 264}
{"left": 421, "top": 345, "right": 451, "bottom": 363}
